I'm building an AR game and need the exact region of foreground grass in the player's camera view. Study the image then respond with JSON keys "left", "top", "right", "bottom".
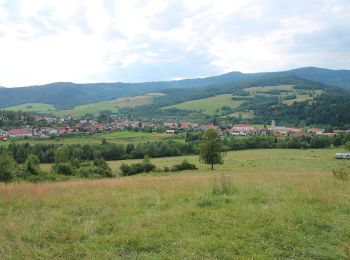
{"left": 2, "top": 149, "right": 350, "bottom": 258}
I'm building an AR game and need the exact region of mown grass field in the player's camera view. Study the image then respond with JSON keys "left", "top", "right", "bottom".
{"left": 0, "top": 131, "right": 168, "bottom": 146}
{"left": 3, "top": 103, "right": 56, "bottom": 113}
{"left": 165, "top": 94, "right": 243, "bottom": 115}
{"left": 3, "top": 148, "right": 349, "bottom": 258}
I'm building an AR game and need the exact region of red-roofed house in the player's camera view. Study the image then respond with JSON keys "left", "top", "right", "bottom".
{"left": 8, "top": 129, "right": 32, "bottom": 138}
{"left": 291, "top": 132, "right": 307, "bottom": 137}
{"left": 201, "top": 124, "right": 220, "bottom": 132}
{"left": 179, "top": 122, "right": 198, "bottom": 130}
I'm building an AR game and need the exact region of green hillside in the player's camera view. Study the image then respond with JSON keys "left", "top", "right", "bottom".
{"left": 164, "top": 85, "right": 323, "bottom": 118}
{"left": 1, "top": 67, "right": 349, "bottom": 109}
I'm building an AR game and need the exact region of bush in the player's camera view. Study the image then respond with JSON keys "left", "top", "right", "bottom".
{"left": 171, "top": 159, "right": 197, "bottom": 172}
{"left": 119, "top": 156, "right": 156, "bottom": 176}
{"left": 142, "top": 156, "right": 156, "bottom": 173}
{"left": 53, "top": 163, "right": 74, "bottom": 176}
{"left": 0, "top": 153, "right": 19, "bottom": 182}
{"left": 333, "top": 168, "right": 349, "bottom": 181}
{"left": 120, "top": 163, "right": 144, "bottom": 176}
{"left": 93, "top": 159, "right": 113, "bottom": 177}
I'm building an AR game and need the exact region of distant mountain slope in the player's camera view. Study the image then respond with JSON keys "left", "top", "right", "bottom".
{"left": 0, "top": 67, "right": 349, "bottom": 108}
{"left": 287, "top": 67, "right": 350, "bottom": 90}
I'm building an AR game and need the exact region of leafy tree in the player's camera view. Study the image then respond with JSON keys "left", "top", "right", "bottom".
{"left": 54, "top": 146, "right": 71, "bottom": 163}
{"left": 53, "top": 163, "right": 74, "bottom": 176}
{"left": 23, "top": 154, "right": 41, "bottom": 176}
{"left": 142, "top": 155, "right": 156, "bottom": 173}
{"left": 0, "top": 153, "right": 18, "bottom": 182}
{"left": 345, "top": 141, "right": 350, "bottom": 151}
{"left": 199, "top": 129, "right": 225, "bottom": 170}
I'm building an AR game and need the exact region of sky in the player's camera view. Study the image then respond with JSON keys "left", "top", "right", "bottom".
{"left": 0, "top": 0, "right": 350, "bottom": 87}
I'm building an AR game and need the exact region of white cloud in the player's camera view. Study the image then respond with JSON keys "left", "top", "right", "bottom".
{"left": 0, "top": 0, "right": 349, "bottom": 86}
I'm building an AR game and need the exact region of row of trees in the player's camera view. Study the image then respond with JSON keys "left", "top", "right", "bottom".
{"left": 0, "top": 150, "right": 113, "bottom": 183}
{"left": 1, "top": 134, "right": 350, "bottom": 166}
{"left": 1, "top": 140, "right": 197, "bottom": 165}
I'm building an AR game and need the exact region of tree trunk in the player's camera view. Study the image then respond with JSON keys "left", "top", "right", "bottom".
{"left": 211, "top": 164, "right": 214, "bottom": 170}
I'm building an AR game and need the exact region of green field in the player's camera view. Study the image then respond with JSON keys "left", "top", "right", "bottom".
{"left": 3, "top": 103, "right": 56, "bottom": 113}
{"left": 228, "top": 110, "right": 255, "bottom": 119}
{"left": 244, "top": 84, "right": 295, "bottom": 94}
{"left": 54, "top": 93, "right": 165, "bottom": 117}
{"left": 3, "top": 93, "right": 165, "bottom": 117}
{"left": 0, "top": 131, "right": 168, "bottom": 146}
{"left": 165, "top": 94, "right": 243, "bottom": 115}
{"left": 5, "top": 148, "right": 348, "bottom": 258}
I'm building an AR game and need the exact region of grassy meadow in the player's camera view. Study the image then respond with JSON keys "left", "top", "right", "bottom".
{"left": 0, "top": 131, "right": 168, "bottom": 146}
{"left": 53, "top": 93, "right": 165, "bottom": 117}
{"left": 2, "top": 148, "right": 350, "bottom": 258}
{"left": 3, "top": 93, "right": 165, "bottom": 117}
{"left": 3, "top": 103, "right": 56, "bottom": 113}
{"left": 165, "top": 94, "right": 243, "bottom": 115}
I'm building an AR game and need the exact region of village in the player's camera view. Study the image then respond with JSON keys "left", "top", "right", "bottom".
{"left": 1, "top": 115, "right": 349, "bottom": 141}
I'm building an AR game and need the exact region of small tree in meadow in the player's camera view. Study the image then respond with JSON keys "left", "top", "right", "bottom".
{"left": 199, "top": 129, "right": 225, "bottom": 170}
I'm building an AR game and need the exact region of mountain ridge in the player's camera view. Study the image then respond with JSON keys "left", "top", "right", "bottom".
{"left": 0, "top": 67, "right": 349, "bottom": 109}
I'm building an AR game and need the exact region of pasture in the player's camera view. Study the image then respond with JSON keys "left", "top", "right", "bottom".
{"left": 54, "top": 93, "right": 165, "bottom": 117}
{"left": 3, "top": 103, "right": 56, "bottom": 113}
{"left": 3, "top": 148, "right": 347, "bottom": 258}
{"left": 165, "top": 94, "right": 243, "bottom": 115}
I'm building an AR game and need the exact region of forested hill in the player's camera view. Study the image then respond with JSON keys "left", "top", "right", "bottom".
{"left": 120, "top": 76, "right": 350, "bottom": 127}
{"left": 0, "top": 67, "right": 349, "bottom": 108}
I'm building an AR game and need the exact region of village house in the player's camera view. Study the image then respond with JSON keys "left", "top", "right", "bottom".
{"left": 0, "top": 129, "right": 8, "bottom": 140}
{"left": 309, "top": 128, "right": 324, "bottom": 136}
{"left": 290, "top": 132, "right": 307, "bottom": 137}
{"left": 201, "top": 124, "right": 220, "bottom": 132}
{"left": 34, "top": 127, "right": 58, "bottom": 137}
{"left": 56, "top": 126, "right": 74, "bottom": 135}
{"left": 164, "top": 122, "right": 178, "bottom": 129}
{"left": 229, "top": 124, "right": 255, "bottom": 136}
{"left": 82, "top": 123, "right": 107, "bottom": 134}
{"left": 165, "top": 129, "right": 176, "bottom": 134}
{"left": 142, "top": 121, "right": 157, "bottom": 130}
{"left": 179, "top": 121, "right": 198, "bottom": 130}
{"left": 8, "top": 129, "right": 32, "bottom": 138}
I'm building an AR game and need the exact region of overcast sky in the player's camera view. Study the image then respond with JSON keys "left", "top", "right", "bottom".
{"left": 0, "top": 0, "right": 350, "bottom": 87}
